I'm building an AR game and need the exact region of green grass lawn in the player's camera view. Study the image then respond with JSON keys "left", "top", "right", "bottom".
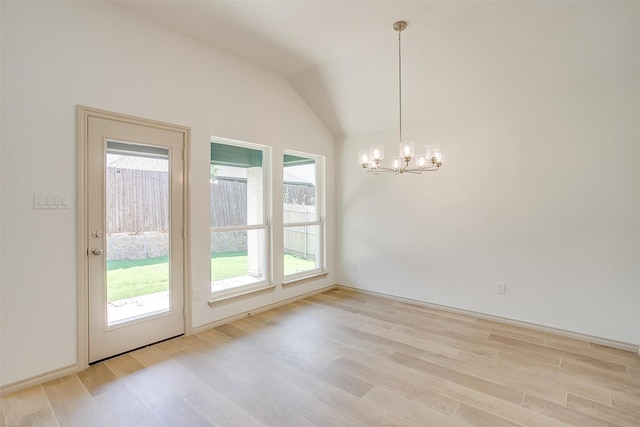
{"left": 283, "top": 253, "right": 317, "bottom": 276}
{"left": 210, "top": 251, "right": 251, "bottom": 282}
{"left": 107, "top": 252, "right": 316, "bottom": 302}
{"left": 107, "top": 256, "right": 169, "bottom": 302}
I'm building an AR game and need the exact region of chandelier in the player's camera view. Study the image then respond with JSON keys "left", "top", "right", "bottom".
{"left": 358, "top": 21, "right": 444, "bottom": 174}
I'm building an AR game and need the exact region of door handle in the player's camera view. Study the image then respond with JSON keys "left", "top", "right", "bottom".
{"left": 92, "top": 248, "right": 104, "bottom": 256}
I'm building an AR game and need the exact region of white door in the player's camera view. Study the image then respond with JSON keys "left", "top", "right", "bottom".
{"left": 86, "top": 113, "right": 186, "bottom": 363}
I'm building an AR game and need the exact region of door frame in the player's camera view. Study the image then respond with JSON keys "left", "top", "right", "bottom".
{"left": 77, "top": 105, "right": 191, "bottom": 369}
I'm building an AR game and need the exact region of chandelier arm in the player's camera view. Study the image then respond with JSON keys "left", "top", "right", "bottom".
{"left": 406, "top": 167, "right": 439, "bottom": 173}
{"left": 365, "top": 167, "right": 396, "bottom": 174}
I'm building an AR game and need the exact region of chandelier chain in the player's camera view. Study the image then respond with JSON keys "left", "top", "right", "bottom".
{"left": 398, "top": 28, "right": 403, "bottom": 145}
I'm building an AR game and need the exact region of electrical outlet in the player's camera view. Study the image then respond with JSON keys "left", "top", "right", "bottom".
{"left": 496, "top": 283, "right": 506, "bottom": 294}
{"left": 350, "top": 261, "right": 357, "bottom": 271}
{"left": 192, "top": 289, "right": 200, "bottom": 301}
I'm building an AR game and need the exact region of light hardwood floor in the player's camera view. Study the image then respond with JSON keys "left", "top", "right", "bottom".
{"left": 2, "top": 288, "right": 640, "bottom": 426}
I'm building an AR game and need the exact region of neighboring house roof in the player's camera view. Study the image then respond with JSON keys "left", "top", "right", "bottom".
{"left": 214, "top": 165, "right": 246, "bottom": 180}
{"left": 107, "top": 154, "right": 168, "bottom": 172}
{"left": 284, "top": 170, "right": 311, "bottom": 185}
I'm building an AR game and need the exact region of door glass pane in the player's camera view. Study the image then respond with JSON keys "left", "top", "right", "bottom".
{"left": 106, "top": 142, "right": 170, "bottom": 325}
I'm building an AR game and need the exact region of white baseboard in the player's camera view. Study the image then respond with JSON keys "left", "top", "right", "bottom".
{"left": 336, "top": 284, "right": 640, "bottom": 354}
{"left": 1, "top": 364, "right": 80, "bottom": 397}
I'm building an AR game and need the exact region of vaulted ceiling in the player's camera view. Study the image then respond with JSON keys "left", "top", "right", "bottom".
{"left": 110, "top": 1, "right": 619, "bottom": 138}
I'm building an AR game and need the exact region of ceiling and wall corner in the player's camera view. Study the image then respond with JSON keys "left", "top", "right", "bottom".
{"left": 108, "top": 0, "right": 479, "bottom": 138}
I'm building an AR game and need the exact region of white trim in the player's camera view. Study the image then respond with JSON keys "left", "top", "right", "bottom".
{"left": 208, "top": 283, "right": 276, "bottom": 308}
{"left": 283, "top": 150, "right": 326, "bottom": 281}
{"left": 183, "top": 130, "right": 193, "bottom": 337}
{"left": 282, "top": 271, "right": 328, "bottom": 288}
{"left": 211, "top": 224, "right": 268, "bottom": 233}
{"left": 210, "top": 135, "right": 268, "bottom": 152}
{"left": 336, "top": 285, "right": 640, "bottom": 353}
{"left": 198, "top": 284, "right": 335, "bottom": 332}
{"left": 0, "top": 364, "right": 79, "bottom": 397}
{"left": 77, "top": 106, "right": 192, "bottom": 368}
{"left": 210, "top": 137, "right": 272, "bottom": 301}
{"left": 77, "top": 107, "right": 89, "bottom": 372}
{"left": 283, "top": 221, "right": 322, "bottom": 228}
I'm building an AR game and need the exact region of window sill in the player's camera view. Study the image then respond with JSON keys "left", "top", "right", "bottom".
{"left": 282, "top": 271, "right": 328, "bottom": 289}
{"left": 208, "top": 283, "right": 276, "bottom": 308}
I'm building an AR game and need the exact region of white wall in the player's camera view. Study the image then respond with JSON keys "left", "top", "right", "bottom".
{"left": 0, "top": 1, "right": 335, "bottom": 388}
{"left": 337, "top": 2, "right": 640, "bottom": 346}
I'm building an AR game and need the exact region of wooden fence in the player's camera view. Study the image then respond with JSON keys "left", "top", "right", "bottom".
{"left": 108, "top": 169, "right": 317, "bottom": 259}
{"left": 210, "top": 179, "right": 247, "bottom": 227}
{"left": 106, "top": 168, "right": 169, "bottom": 234}
{"left": 283, "top": 204, "right": 318, "bottom": 260}
{"left": 211, "top": 179, "right": 314, "bottom": 227}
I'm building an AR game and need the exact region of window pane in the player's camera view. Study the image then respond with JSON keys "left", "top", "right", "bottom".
{"left": 283, "top": 160, "right": 316, "bottom": 223}
{"left": 211, "top": 140, "right": 270, "bottom": 295}
{"left": 284, "top": 225, "right": 320, "bottom": 276}
{"left": 211, "top": 145, "right": 264, "bottom": 227}
{"left": 211, "top": 229, "right": 266, "bottom": 292}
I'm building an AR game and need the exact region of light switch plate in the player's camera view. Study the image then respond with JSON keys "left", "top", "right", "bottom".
{"left": 34, "top": 192, "right": 71, "bottom": 209}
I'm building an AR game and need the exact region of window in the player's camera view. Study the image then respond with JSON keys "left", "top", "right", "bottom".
{"left": 283, "top": 151, "right": 324, "bottom": 282}
{"left": 210, "top": 139, "right": 270, "bottom": 296}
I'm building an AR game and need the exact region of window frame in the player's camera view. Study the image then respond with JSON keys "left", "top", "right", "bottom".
{"left": 282, "top": 150, "right": 326, "bottom": 284}
{"left": 209, "top": 137, "right": 272, "bottom": 302}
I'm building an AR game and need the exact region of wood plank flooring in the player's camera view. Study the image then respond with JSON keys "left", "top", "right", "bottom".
{"left": 2, "top": 288, "right": 640, "bottom": 426}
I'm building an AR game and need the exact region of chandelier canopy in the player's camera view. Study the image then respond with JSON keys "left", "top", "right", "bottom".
{"left": 358, "top": 21, "right": 444, "bottom": 174}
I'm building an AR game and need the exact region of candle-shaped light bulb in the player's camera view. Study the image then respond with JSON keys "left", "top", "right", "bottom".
{"left": 370, "top": 144, "right": 384, "bottom": 161}
{"left": 358, "top": 150, "right": 370, "bottom": 167}
{"left": 416, "top": 156, "right": 427, "bottom": 168}
{"left": 391, "top": 156, "right": 401, "bottom": 171}
{"left": 400, "top": 141, "right": 415, "bottom": 161}
{"left": 431, "top": 145, "right": 443, "bottom": 164}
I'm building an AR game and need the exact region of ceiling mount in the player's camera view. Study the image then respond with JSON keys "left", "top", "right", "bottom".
{"left": 393, "top": 21, "right": 407, "bottom": 32}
